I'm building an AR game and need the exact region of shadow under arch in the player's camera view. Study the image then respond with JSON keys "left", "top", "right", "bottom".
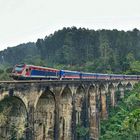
{"left": 99, "top": 83, "right": 106, "bottom": 92}
{"left": 117, "top": 83, "right": 124, "bottom": 102}
{"left": 108, "top": 83, "right": 115, "bottom": 91}
{"left": 117, "top": 82, "right": 123, "bottom": 89}
{"left": 126, "top": 82, "right": 133, "bottom": 91}
{"left": 108, "top": 83, "right": 115, "bottom": 112}
{"left": 34, "top": 88, "right": 56, "bottom": 140}
{"left": 0, "top": 95, "right": 28, "bottom": 140}
{"left": 60, "top": 85, "right": 72, "bottom": 97}
{"left": 75, "top": 85, "right": 85, "bottom": 122}
{"left": 59, "top": 85, "right": 72, "bottom": 140}
{"left": 34, "top": 87, "right": 56, "bottom": 109}
{"left": 74, "top": 85, "right": 87, "bottom": 139}
{"left": 98, "top": 83, "right": 106, "bottom": 111}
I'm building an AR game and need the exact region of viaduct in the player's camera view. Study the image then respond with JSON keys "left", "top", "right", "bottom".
{"left": 0, "top": 79, "right": 138, "bottom": 140}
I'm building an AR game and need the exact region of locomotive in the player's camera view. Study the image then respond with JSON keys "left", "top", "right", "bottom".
{"left": 11, "top": 64, "right": 140, "bottom": 80}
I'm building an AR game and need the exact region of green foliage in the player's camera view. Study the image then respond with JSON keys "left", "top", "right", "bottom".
{"left": 5, "top": 67, "right": 13, "bottom": 73}
{"left": 0, "top": 27, "right": 140, "bottom": 79}
{"left": 0, "top": 27, "right": 139, "bottom": 74}
{"left": 0, "top": 107, "right": 11, "bottom": 126}
{"left": 9, "top": 120, "right": 26, "bottom": 140}
{"left": 0, "top": 69, "right": 4, "bottom": 74}
{"left": 0, "top": 42, "right": 37, "bottom": 65}
{"left": 0, "top": 72, "right": 10, "bottom": 80}
{"left": 76, "top": 123, "right": 89, "bottom": 137}
{"left": 35, "top": 27, "right": 140, "bottom": 73}
{"left": 0, "top": 97, "right": 26, "bottom": 139}
{"left": 100, "top": 83, "right": 140, "bottom": 140}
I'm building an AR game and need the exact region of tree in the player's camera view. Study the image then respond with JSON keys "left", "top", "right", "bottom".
{"left": 100, "top": 83, "right": 140, "bottom": 140}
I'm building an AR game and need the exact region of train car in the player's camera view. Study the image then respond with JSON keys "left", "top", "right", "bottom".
{"left": 11, "top": 64, "right": 60, "bottom": 80}
{"left": 110, "top": 74, "right": 124, "bottom": 80}
{"left": 81, "top": 72, "right": 97, "bottom": 80}
{"left": 124, "top": 75, "right": 138, "bottom": 80}
{"left": 96, "top": 73, "right": 110, "bottom": 80}
{"left": 60, "top": 70, "right": 81, "bottom": 80}
{"left": 137, "top": 75, "right": 140, "bottom": 80}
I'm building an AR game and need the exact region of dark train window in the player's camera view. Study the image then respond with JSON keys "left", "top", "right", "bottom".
{"left": 26, "top": 68, "right": 29, "bottom": 72}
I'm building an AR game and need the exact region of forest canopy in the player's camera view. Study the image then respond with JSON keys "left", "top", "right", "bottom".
{"left": 0, "top": 27, "right": 140, "bottom": 77}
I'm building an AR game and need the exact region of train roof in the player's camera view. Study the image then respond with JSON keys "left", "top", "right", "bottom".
{"left": 16, "top": 64, "right": 59, "bottom": 71}
{"left": 81, "top": 72, "right": 109, "bottom": 75}
{"left": 61, "top": 69, "right": 81, "bottom": 73}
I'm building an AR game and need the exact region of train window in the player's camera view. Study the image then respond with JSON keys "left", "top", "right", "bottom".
{"left": 26, "top": 68, "right": 29, "bottom": 72}
{"left": 15, "top": 67, "right": 23, "bottom": 72}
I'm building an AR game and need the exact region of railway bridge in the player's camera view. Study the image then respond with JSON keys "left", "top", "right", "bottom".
{"left": 0, "top": 79, "right": 138, "bottom": 140}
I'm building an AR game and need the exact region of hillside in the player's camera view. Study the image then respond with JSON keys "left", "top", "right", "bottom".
{"left": 0, "top": 42, "right": 37, "bottom": 66}
{"left": 1, "top": 27, "right": 140, "bottom": 74}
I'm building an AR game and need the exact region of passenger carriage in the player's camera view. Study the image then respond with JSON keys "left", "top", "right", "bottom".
{"left": 110, "top": 74, "right": 124, "bottom": 80}
{"left": 124, "top": 75, "right": 138, "bottom": 80}
{"left": 60, "top": 70, "right": 81, "bottom": 80}
{"left": 81, "top": 72, "right": 97, "bottom": 79}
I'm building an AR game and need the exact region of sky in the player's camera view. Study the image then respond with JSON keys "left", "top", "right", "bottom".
{"left": 0, "top": 0, "right": 140, "bottom": 51}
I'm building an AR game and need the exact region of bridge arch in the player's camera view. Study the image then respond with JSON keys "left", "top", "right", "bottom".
{"left": 34, "top": 88, "right": 56, "bottom": 140}
{"left": 126, "top": 82, "right": 133, "bottom": 91}
{"left": 108, "top": 83, "right": 115, "bottom": 107}
{"left": 108, "top": 83, "right": 115, "bottom": 91}
{"left": 59, "top": 86, "right": 72, "bottom": 140}
{"left": 117, "top": 82, "right": 124, "bottom": 89}
{"left": 0, "top": 96, "right": 27, "bottom": 140}
{"left": 12, "top": 91, "right": 28, "bottom": 109}
{"left": 117, "top": 83, "right": 124, "bottom": 100}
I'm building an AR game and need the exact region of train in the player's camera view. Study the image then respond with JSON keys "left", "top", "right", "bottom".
{"left": 11, "top": 64, "right": 140, "bottom": 80}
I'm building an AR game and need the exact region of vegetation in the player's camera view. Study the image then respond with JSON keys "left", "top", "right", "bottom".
{"left": 76, "top": 123, "right": 89, "bottom": 137}
{"left": 100, "top": 83, "right": 140, "bottom": 140}
{"left": 36, "top": 27, "right": 140, "bottom": 74}
{"left": 0, "top": 27, "right": 140, "bottom": 76}
{"left": 0, "top": 97, "right": 26, "bottom": 140}
{"left": 0, "top": 42, "right": 37, "bottom": 66}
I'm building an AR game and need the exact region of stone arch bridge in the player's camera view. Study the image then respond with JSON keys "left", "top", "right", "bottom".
{"left": 0, "top": 79, "right": 138, "bottom": 140}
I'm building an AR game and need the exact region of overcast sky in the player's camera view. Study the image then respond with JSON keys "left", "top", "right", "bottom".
{"left": 0, "top": 0, "right": 140, "bottom": 51}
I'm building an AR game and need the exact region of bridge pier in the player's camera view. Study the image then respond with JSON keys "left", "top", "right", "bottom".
{"left": 88, "top": 86, "right": 99, "bottom": 140}
{"left": 100, "top": 90, "right": 108, "bottom": 119}
{"left": 27, "top": 105, "right": 35, "bottom": 140}
{"left": 110, "top": 89, "right": 116, "bottom": 107}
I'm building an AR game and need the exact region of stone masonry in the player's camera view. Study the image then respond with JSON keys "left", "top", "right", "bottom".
{"left": 0, "top": 79, "right": 138, "bottom": 140}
